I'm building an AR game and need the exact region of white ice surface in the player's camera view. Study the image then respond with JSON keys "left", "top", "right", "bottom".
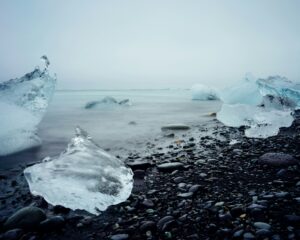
{"left": 217, "top": 74, "right": 299, "bottom": 138}
{"left": 0, "top": 65, "right": 56, "bottom": 156}
{"left": 24, "top": 127, "right": 133, "bottom": 215}
{"left": 191, "top": 84, "right": 219, "bottom": 101}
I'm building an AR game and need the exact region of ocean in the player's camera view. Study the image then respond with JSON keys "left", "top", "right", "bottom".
{"left": 0, "top": 89, "right": 221, "bottom": 169}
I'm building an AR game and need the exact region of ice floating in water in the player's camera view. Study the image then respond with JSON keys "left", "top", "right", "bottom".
{"left": 0, "top": 57, "right": 56, "bottom": 156}
{"left": 85, "top": 96, "right": 131, "bottom": 109}
{"left": 217, "top": 74, "right": 300, "bottom": 138}
{"left": 24, "top": 127, "right": 133, "bottom": 215}
{"left": 191, "top": 84, "right": 219, "bottom": 100}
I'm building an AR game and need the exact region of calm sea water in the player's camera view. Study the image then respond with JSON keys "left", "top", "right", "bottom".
{"left": 0, "top": 90, "right": 221, "bottom": 169}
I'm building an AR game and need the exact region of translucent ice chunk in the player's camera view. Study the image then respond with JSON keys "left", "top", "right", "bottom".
{"left": 217, "top": 74, "right": 298, "bottom": 138}
{"left": 85, "top": 96, "right": 131, "bottom": 109}
{"left": 257, "top": 76, "right": 300, "bottom": 107}
{"left": 191, "top": 84, "right": 219, "bottom": 100}
{"left": 24, "top": 127, "right": 133, "bottom": 215}
{"left": 0, "top": 61, "right": 56, "bottom": 156}
{"left": 218, "top": 104, "right": 293, "bottom": 138}
{"left": 220, "top": 74, "right": 262, "bottom": 105}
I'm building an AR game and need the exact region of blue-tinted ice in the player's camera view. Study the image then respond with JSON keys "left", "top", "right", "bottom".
{"left": 191, "top": 84, "right": 219, "bottom": 100}
{"left": 0, "top": 57, "right": 56, "bottom": 155}
{"left": 217, "top": 74, "right": 300, "bottom": 138}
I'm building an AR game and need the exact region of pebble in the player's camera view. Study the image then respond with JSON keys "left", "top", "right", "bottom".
{"left": 258, "top": 152, "right": 298, "bottom": 167}
{"left": 255, "top": 229, "right": 272, "bottom": 238}
{"left": 139, "top": 221, "right": 156, "bottom": 232}
{"left": 253, "top": 222, "right": 271, "bottom": 230}
{"left": 157, "top": 162, "right": 184, "bottom": 172}
{"left": 177, "top": 192, "right": 194, "bottom": 198}
{"left": 188, "top": 184, "right": 201, "bottom": 193}
{"left": 284, "top": 215, "right": 300, "bottom": 226}
{"left": 243, "top": 232, "right": 255, "bottom": 240}
{"left": 110, "top": 234, "right": 129, "bottom": 240}
{"left": 173, "top": 177, "right": 184, "bottom": 183}
{"left": 39, "top": 216, "right": 65, "bottom": 232}
{"left": 157, "top": 216, "right": 174, "bottom": 232}
{"left": 127, "top": 161, "right": 152, "bottom": 170}
{"left": 142, "top": 199, "right": 154, "bottom": 208}
{"left": 3, "top": 206, "right": 46, "bottom": 230}
{"left": 215, "top": 201, "right": 224, "bottom": 207}
{"left": 2, "top": 229, "right": 23, "bottom": 240}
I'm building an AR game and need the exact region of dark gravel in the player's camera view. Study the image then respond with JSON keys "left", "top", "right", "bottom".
{"left": 0, "top": 116, "right": 300, "bottom": 240}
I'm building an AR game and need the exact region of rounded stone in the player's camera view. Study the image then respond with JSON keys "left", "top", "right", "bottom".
{"left": 4, "top": 206, "right": 46, "bottom": 230}
{"left": 258, "top": 152, "right": 298, "bottom": 167}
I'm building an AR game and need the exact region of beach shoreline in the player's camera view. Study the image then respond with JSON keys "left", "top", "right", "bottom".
{"left": 0, "top": 117, "right": 299, "bottom": 239}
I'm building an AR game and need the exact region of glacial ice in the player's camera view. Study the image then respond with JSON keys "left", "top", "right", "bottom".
{"left": 0, "top": 58, "right": 56, "bottom": 156}
{"left": 24, "top": 127, "right": 133, "bottom": 215}
{"left": 217, "top": 74, "right": 300, "bottom": 138}
{"left": 85, "top": 96, "right": 131, "bottom": 109}
{"left": 191, "top": 84, "right": 219, "bottom": 101}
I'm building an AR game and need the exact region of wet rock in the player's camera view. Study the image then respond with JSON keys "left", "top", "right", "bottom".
{"left": 188, "top": 184, "right": 201, "bottom": 193}
{"left": 256, "top": 229, "right": 272, "bottom": 238}
{"left": 110, "top": 234, "right": 129, "bottom": 240}
{"left": 219, "top": 213, "right": 232, "bottom": 222}
{"left": 140, "top": 221, "right": 156, "bottom": 232}
{"left": 284, "top": 215, "right": 300, "bottom": 226}
{"left": 52, "top": 205, "right": 70, "bottom": 214}
{"left": 2, "top": 229, "right": 23, "bottom": 240}
{"left": 173, "top": 177, "right": 184, "bottom": 183}
{"left": 39, "top": 216, "right": 65, "bottom": 232}
{"left": 161, "top": 124, "right": 190, "bottom": 131}
{"left": 250, "top": 208, "right": 266, "bottom": 221}
{"left": 157, "top": 162, "right": 184, "bottom": 172}
{"left": 215, "top": 201, "right": 224, "bottom": 207}
{"left": 233, "top": 229, "right": 244, "bottom": 238}
{"left": 142, "top": 199, "right": 154, "bottom": 208}
{"left": 186, "top": 233, "right": 200, "bottom": 239}
{"left": 243, "top": 232, "right": 255, "bottom": 240}
{"left": 177, "top": 192, "right": 194, "bottom": 198}
{"left": 230, "top": 206, "right": 244, "bottom": 218}
{"left": 164, "top": 133, "right": 175, "bottom": 138}
{"left": 127, "top": 161, "right": 152, "bottom": 170}
{"left": 3, "top": 206, "right": 46, "bottom": 230}
{"left": 133, "top": 170, "right": 145, "bottom": 179}
{"left": 157, "top": 216, "right": 174, "bottom": 232}
{"left": 253, "top": 222, "right": 271, "bottom": 230}
{"left": 258, "top": 152, "right": 298, "bottom": 167}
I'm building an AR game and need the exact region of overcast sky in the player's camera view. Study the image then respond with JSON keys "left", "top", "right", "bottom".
{"left": 0, "top": 0, "right": 300, "bottom": 90}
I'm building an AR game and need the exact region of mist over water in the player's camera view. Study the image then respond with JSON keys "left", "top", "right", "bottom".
{"left": 0, "top": 90, "right": 221, "bottom": 169}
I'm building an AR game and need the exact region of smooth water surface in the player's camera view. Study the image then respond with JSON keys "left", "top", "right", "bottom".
{"left": 0, "top": 89, "right": 221, "bottom": 169}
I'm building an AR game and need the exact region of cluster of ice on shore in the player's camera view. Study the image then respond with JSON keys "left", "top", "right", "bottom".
{"left": 0, "top": 57, "right": 56, "bottom": 156}
{"left": 217, "top": 74, "right": 300, "bottom": 138}
{"left": 24, "top": 127, "right": 133, "bottom": 215}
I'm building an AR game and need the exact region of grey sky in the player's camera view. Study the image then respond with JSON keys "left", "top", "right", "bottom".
{"left": 0, "top": 0, "right": 300, "bottom": 90}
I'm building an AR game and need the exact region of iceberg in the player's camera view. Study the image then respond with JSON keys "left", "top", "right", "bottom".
{"left": 85, "top": 96, "right": 131, "bottom": 109}
{"left": 24, "top": 127, "right": 133, "bottom": 215}
{"left": 191, "top": 84, "right": 219, "bottom": 100}
{"left": 217, "top": 74, "right": 300, "bottom": 138}
{"left": 0, "top": 57, "right": 56, "bottom": 156}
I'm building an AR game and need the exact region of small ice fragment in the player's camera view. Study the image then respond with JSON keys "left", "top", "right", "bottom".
{"left": 191, "top": 84, "right": 219, "bottom": 100}
{"left": 85, "top": 96, "right": 131, "bottom": 109}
